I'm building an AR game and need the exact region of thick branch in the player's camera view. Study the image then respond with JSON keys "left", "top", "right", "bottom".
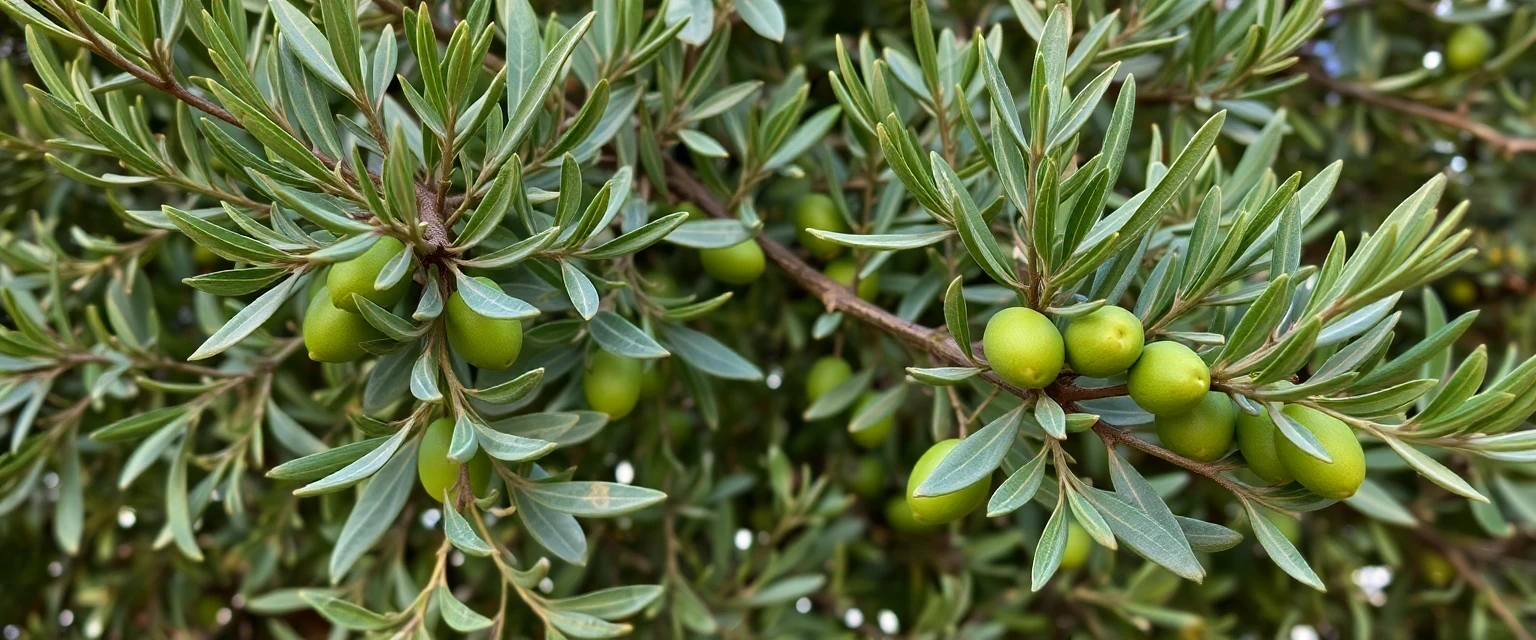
{"left": 1303, "top": 64, "right": 1536, "bottom": 157}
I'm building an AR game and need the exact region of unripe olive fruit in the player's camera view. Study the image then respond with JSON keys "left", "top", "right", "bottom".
{"left": 982, "top": 307, "right": 1065, "bottom": 390}
{"left": 639, "top": 360, "right": 669, "bottom": 399}
{"left": 1443, "top": 277, "right": 1478, "bottom": 307}
{"left": 700, "top": 240, "right": 765, "bottom": 285}
{"left": 675, "top": 201, "right": 708, "bottom": 221}
{"left": 328, "top": 236, "right": 411, "bottom": 312}
{"left": 805, "top": 356, "right": 853, "bottom": 403}
{"left": 1420, "top": 552, "right": 1455, "bottom": 588}
{"left": 583, "top": 349, "right": 643, "bottom": 420}
{"left": 824, "top": 259, "right": 878, "bottom": 301}
{"left": 884, "top": 496, "right": 938, "bottom": 533}
{"left": 1060, "top": 521, "right": 1093, "bottom": 570}
{"left": 906, "top": 439, "right": 989, "bottom": 525}
{"left": 1273, "top": 404, "right": 1366, "bottom": 499}
{"left": 192, "top": 244, "right": 219, "bottom": 269}
{"left": 1127, "top": 341, "right": 1210, "bottom": 416}
{"left": 445, "top": 277, "right": 524, "bottom": 370}
{"left": 846, "top": 456, "right": 886, "bottom": 498}
{"left": 303, "top": 291, "right": 383, "bottom": 362}
{"left": 794, "top": 193, "right": 848, "bottom": 259}
{"left": 1235, "top": 406, "right": 1295, "bottom": 485}
{"left": 642, "top": 270, "right": 680, "bottom": 297}
{"left": 1154, "top": 392, "right": 1236, "bottom": 462}
{"left": 849, "top": 392, "right": 894, "bottom": 448}
{"left": 1446, "top": 24, "right": 1493, "bottom": 72}
{"left": 1064, "top": 306, "right": 1144, "bottom": 378}
{"left": 416, "top": 418, "right": 491, "bottom": 501}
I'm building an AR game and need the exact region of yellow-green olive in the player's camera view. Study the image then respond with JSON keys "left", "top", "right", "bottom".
{"left": 1420, "top": 551, "right": 1455, "bottom": 588}
{"left": 1446, "top": 25, "right": 1493, "bottom": 72}
{"left": 823, "top": 259, "right": 878, "bottom": 302}
{"left": 1127, "top": 342, "right": 1210, "bottom": 416}
{"left": 846, "top": 456, "right": 886, "bottom": 498}
{"left": 1235, "top": 405, "right": 1295, "bottom": 485}
{"left": 416, "top": 417, "right": 491, "bottom": 501}
{"left": 805, "top": 356, "right": 853, "bottom": 403}
{"left": 328, "top": 236, "right": 411, "bottom": 312}
{"left": 1060, "top": 521, "right": 1093, "bottom": 570}
{"left": 884, "top": 496, "right": 939, "bottom": 533}
{"left": 583, "top": 349, "right": 643, "bottom": 420}
{"left": 906, "top": 439, "right": 989, "bottom": 525}
{"left": 1064, "top": 306, "right": 1144, "bottom": 378}
{"left": 639, "top": 359, "right": 669, "bottom": 399}
{"left": 445, "top": 277, "right": 524, "bottom": 371}
{"left": 700, "top": 240, "right": 766, "bottom": 285}
{"left": 303, "top": 290, "right": 383, "bottom": 362}
{"left": 982, "top": 307, "right": 1065, "bottom": 390}
{"left": 849, "top": 392, "right": 894, "bottom": 449}
{"left": 1154, "top": 392, "right": 1236, "bottom": 462}
{"left": 1274, "top": 404, "right": 1365, "bottom": 499}
{"left": 676, "top": 201, "right": 708, "bottom": 221}
{"left": 794, "top": 194, "right": 848, "bottom": 259}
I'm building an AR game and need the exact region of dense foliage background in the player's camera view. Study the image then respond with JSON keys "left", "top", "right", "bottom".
{"left": 1, "top": 0, "right": 1535, "bottom": 637}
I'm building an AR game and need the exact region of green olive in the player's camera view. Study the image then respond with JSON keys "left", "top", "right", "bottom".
{"left": 192, "top": 243, "right": 219, "bottom": 269}
{"left": 642, "top": 270, "right": 680, "bottom": 297}
{"left": 445, "top": 277, "right": 524, "bottom": 371}
{"left": 1127, "top": 341, "right": 1210, "bottom": 416}
{"left": 1060, "top": 521, "right": 1093, "bottom": 570}
{"left": 1443, "top": 277, "right": 1478, "bottom": 307}
{"left": 823, "top": 259, "right": 878, "bottom": 301}
{"left": 805, "top": 356, "right": 854, "bottom": 403}
{"left": 982, "top": 307, "right": 1065, "bottom": 390}
{"left": 1064, "top": 306, "right": 1144, "bottom": 378}
{"left": 1274, "top": 404, "right": 1365, "bottom": 499}
{"left": 639, "top": 359, "right": 669, "bottom": 399}
{"left": 846, "top": 456, "right": 886, "bottom": 498}
{"left": 794, "top": 193, "right": 848, "bottom": 259}
{"left": 328, "top": 236, "right": 411, "bottom": 312}
{"left": 884, "top": 496, "right": 938, "bottom": 533}
{"left": 1154, "top": 392, "right": 1236, "bottom": 462}
{"left": 676, "top": 201, "right": 708, "bottom": 221}
{"left": 303, "top": 290, "right": 384, "bottom": 362}
{"left": 849, "top": 391, "right": 894, "bottom": 449}
{"left": 906, "top": 439, "right": 989, "bottom": 525}
{"left": 1446, "top": 24, "right": 1493, "bottom": 72}
{"left": 1235, "top": 405, "right": 1295, "bottom": 485}
{"left": 700, "top": 240, "right": 766, "bottom": 285}
{"left": 416, "top": 417, "right": 491, "bottom": 501}
{"left": 1420, "top": 552, "right": 1455, "bottom": 588}
{"left": 583, "top": 349, "right": 643, "bottom": 420}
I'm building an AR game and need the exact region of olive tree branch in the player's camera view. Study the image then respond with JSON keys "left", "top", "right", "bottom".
{"left": 44, "top": 4, "right": 461, "bottom": 256}
{"left": 1301, "top": 63, "right": 1536, "bottom": 157}
{"left": 664, "top": 160, "right": 1274, "bottom": 504}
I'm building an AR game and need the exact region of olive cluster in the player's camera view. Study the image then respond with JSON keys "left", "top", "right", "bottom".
{"left": 302, "top": 237, "right": 524, "bottom": 370}
{"left": 896, "top": 304, "right": 1366, "bottom": 525}
{"left": 300, "top": 236, "right": 653, "bottom": 500}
